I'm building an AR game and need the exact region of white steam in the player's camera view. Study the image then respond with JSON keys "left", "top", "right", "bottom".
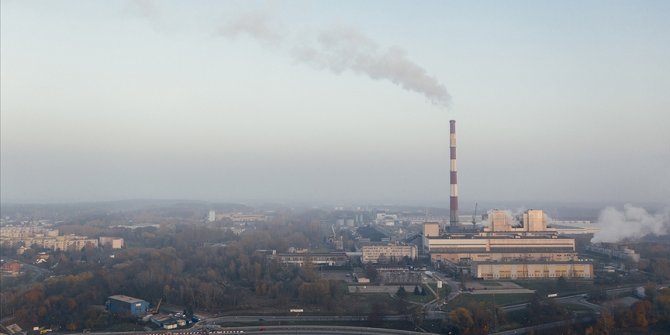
{"left": 591, "top": 204, "right": 670, "bottom": 243}
{"left": 218, "top": 13, "right": 450, "bottom": 108}
{"left": 292, "top": 26, "right": 450, "bottom": 107}
{"left": 218, "top": 10, "right": 284, "bottom": 45}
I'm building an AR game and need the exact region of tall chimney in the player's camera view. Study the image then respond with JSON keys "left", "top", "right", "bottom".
{"left": 449, "top": 120, "right": 459, "bottom": 228}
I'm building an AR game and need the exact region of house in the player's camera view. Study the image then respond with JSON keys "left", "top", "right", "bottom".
{"left": 1, "top": 261, "right": 21, "bottom": 275}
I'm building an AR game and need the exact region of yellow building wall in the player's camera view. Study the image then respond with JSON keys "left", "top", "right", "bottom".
{"left": 474, "top": 263, "right": 593, "bottom": 280}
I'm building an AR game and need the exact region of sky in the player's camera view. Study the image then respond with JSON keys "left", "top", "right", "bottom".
{"left": 1, "top": 0, "right": 669, "bottom": 206}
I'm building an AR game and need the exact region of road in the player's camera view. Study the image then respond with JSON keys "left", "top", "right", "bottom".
{"left": 501, "top": 293, "right": 602, "bottom": 313}
{"left": 202, "top": 315, "right": 411, "bottom": 325}
{"left": 490, "top": 316, "right": 594, "bottom": 335}
{"left": 67, "top": 325, "right": 437, "bottom": 335}
{"left": 427, "top": 272, "right": 461, "bottom": 302}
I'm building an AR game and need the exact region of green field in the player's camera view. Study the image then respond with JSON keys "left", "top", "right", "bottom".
{"left": 513, "top": 280, "right": 594, "bottom": 295}
{"left": 430, "top": 283, "right": 450, "bottom": 299}
{"left": 445, "top": 293, "right": 533, "bottom": 310}
{"left": 402, "top": 285, "right": 436, "bottom": 303}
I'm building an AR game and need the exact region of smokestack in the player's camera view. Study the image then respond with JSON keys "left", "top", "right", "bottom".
{"left": 450, "top": 120, "right": 459, "bottom": 228}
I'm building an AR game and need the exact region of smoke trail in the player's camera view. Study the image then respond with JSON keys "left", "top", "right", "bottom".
{"left": 591, "top": 204, "right": 670, "bottom": 243}
{"left": 292, "top": 25, "right": 450, "bottom": 107}
{"left": 218, "top": 14, "right": 450, "bottom": 108}
{"left": 125, "top": 0, "right": 172, "bottom": 34}
{"left": 218, "top": 10, "right": 284, "bottom": 45}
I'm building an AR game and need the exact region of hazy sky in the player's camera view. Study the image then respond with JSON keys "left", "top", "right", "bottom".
{"left": 2, "top": 0, "right": 669, "bottom": 205}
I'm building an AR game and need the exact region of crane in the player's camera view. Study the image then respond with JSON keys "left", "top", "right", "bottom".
{"left": 152, "top": 298, "right": 162, "bottom": 314}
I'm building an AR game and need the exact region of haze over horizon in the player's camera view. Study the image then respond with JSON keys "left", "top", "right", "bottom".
{"left": 2, "top": 1, "right": 669, "bottom": 206}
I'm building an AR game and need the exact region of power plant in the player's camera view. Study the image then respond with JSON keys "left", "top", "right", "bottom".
{"left": 421, "top": 120, "right": 594, "bottom": 280}
{"left": 449, "top": 120, "right": 459, "bottom": 229}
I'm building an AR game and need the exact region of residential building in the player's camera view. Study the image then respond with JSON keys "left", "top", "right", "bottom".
{"left": 361, "top": 244, "right": 418, "bottom": 264}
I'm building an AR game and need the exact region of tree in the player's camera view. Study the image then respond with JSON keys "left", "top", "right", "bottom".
{"left": 396, "top": 286, "right": 407, "bottom": 299}
{"left": 413, "top": 285, "right": 420, "bottom": 295}
{"left": 593, "top": 310, "right": 615, "bottom": 335}
{"left": 632, "top": 300, "right": 652, "bottom": 328}
{"left": 409, "top": 305, "right": 425, "bottom": 329}
{"left": 365, "top": 264, "right": 378, "bottom": 283}
{"left": 367, "top": 301, "right": 387, "bottom": 327}
{"left": 448, "top": 307, "right": 474, "bottom": 334}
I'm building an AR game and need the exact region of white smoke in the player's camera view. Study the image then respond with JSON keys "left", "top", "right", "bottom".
{"left": 292, "top": 26, "right": 450, "bottom": 107}
{"left": 591, "top": 204, "right": 670, "bottom": 243}
{"left": 218, "top": 14, "right": 450, "bottom": 108}
{"left": 218, "top": 10, "right": 284, "bottom": 45}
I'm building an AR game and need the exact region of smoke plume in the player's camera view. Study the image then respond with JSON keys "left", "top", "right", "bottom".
{"left": 218, "top": 14, "right": 450, "bottom": 108}
{"left": 292, "top": 26, "right": 450, "bottom": 107}
{"left": 591, "top": 204, "right": 670, "bottom": 243}
{"left": 218, "top": 10, "right": 284, "bottom": 45}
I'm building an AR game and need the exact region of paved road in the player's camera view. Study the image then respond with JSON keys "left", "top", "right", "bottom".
{"left": 491, "top": 316, "right": 594, "bottom": 335}
{"left": 428, "top": 272, "right": 461, "bottom": 302}
{"left": 501, "top": 293, "right": 596, "bottom": 313}
{"left": 67, "top": 325, "right": 437, "bottom": 335}
{"left": 215, "top": 325, "right": 437, "bottom": 335}
{"left": 204, "top": 315, "right": 411, "bottom": 324}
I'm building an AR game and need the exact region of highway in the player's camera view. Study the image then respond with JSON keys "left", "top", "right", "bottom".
{"left": 211, "top": 325, "right": 437, "bottom": 334}
{"left": 490, "top": 316, "right": 594, "bottom": 335}
{"left": 66, "top": 325, "right": 437, "bottom": 335}
{"left": 202, "top": 315, "right": 410, "bottom": 324}
{"left": 501, "top": 293, "right": 601, "bottom": 313}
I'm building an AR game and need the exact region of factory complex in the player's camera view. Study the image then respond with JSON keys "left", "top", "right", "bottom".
{"left": 426, "top": 121, "right": 593, "bottom": 280}
{"left": 423, "top": 209, "right": 592, "bottom": 280}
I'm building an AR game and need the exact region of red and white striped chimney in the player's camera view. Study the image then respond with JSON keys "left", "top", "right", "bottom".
{"left": 449, "top": 120, "right": 459, "bottom": 227}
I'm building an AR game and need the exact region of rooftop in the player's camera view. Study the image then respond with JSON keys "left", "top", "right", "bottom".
{"left": 108, "top": 295, "right": 146, "bottom": 304}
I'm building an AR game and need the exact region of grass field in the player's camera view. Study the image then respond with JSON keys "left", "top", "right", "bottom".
{"left": 429, "top": 283, "right": 450, "bottom": 299}
{"left": 513, "top": 280, "right": 594, "bottom": 296}
{"left": 445, "top": 293, "right": 533, "bottom": 310}
{"left": 403, "top": 290, "right": 435, "bottom": 303}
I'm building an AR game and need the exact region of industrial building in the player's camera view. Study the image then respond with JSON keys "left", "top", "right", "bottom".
{"left": 424, "top": 209, "right": 591, "bottom": 279}
{"left": 271, "top": 252, "right": 349, "bottom": 267}
{"left": 106, "top": 295, "right": 150, "bottom": 316}
{"left": 472, "top": 262, "right": 593, "bottom": 280}
{"left": 415, "top": 121, "right": 593, "bottom": 279}
{"left": 361, "top": 244, "right": 418, "bottom": 264}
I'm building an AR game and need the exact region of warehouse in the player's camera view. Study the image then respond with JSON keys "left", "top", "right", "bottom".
{"left": 106, "top": 295, "right": 150, "bottom": 316}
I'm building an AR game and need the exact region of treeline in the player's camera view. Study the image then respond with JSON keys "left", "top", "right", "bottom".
{"left": 442, "top": 302, "right": 506, "bottom": 335}
{"left": 1, "top": 216, "right": 342, "bottom": 330}
{"left": 588, "top": 286, "right": 670, "bottom": 334}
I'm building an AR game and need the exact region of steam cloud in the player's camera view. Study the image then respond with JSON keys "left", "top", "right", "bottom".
{"left": 219, "top": 13, "right": 450, "bottom": 107}
{"left": 292, "top": 26, "right": 450, "bottom": 107}
{"left": 591, "top": 204, "right": 670, "bottom": 243}
{"left": 218, "top": 10, "right": 283, "bottom": 45}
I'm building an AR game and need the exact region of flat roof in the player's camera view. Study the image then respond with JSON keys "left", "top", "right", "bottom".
{"left": 428, "top": 235, "right": 571, "bottom": 240}
{"left": 108, "top": 295, "right": 147, "bottom": 304}
{"left": 473, "top": 261, "right": 592, "bottom": 265}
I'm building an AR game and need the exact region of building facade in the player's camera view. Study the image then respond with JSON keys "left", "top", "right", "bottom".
{"left": 361, "top": 244, "right": 418, "bottom": 264}
{"left": 472, "top": 262, "right": 593, "bottom": 280}
{"left": 106, "top": 295, "right": 149, "bottom": 316}
{"left": 272, "top": 252, "right": 349, "bottom": 267}
{"left": 99, "top": 237, "right": 125, "bottom": 249}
